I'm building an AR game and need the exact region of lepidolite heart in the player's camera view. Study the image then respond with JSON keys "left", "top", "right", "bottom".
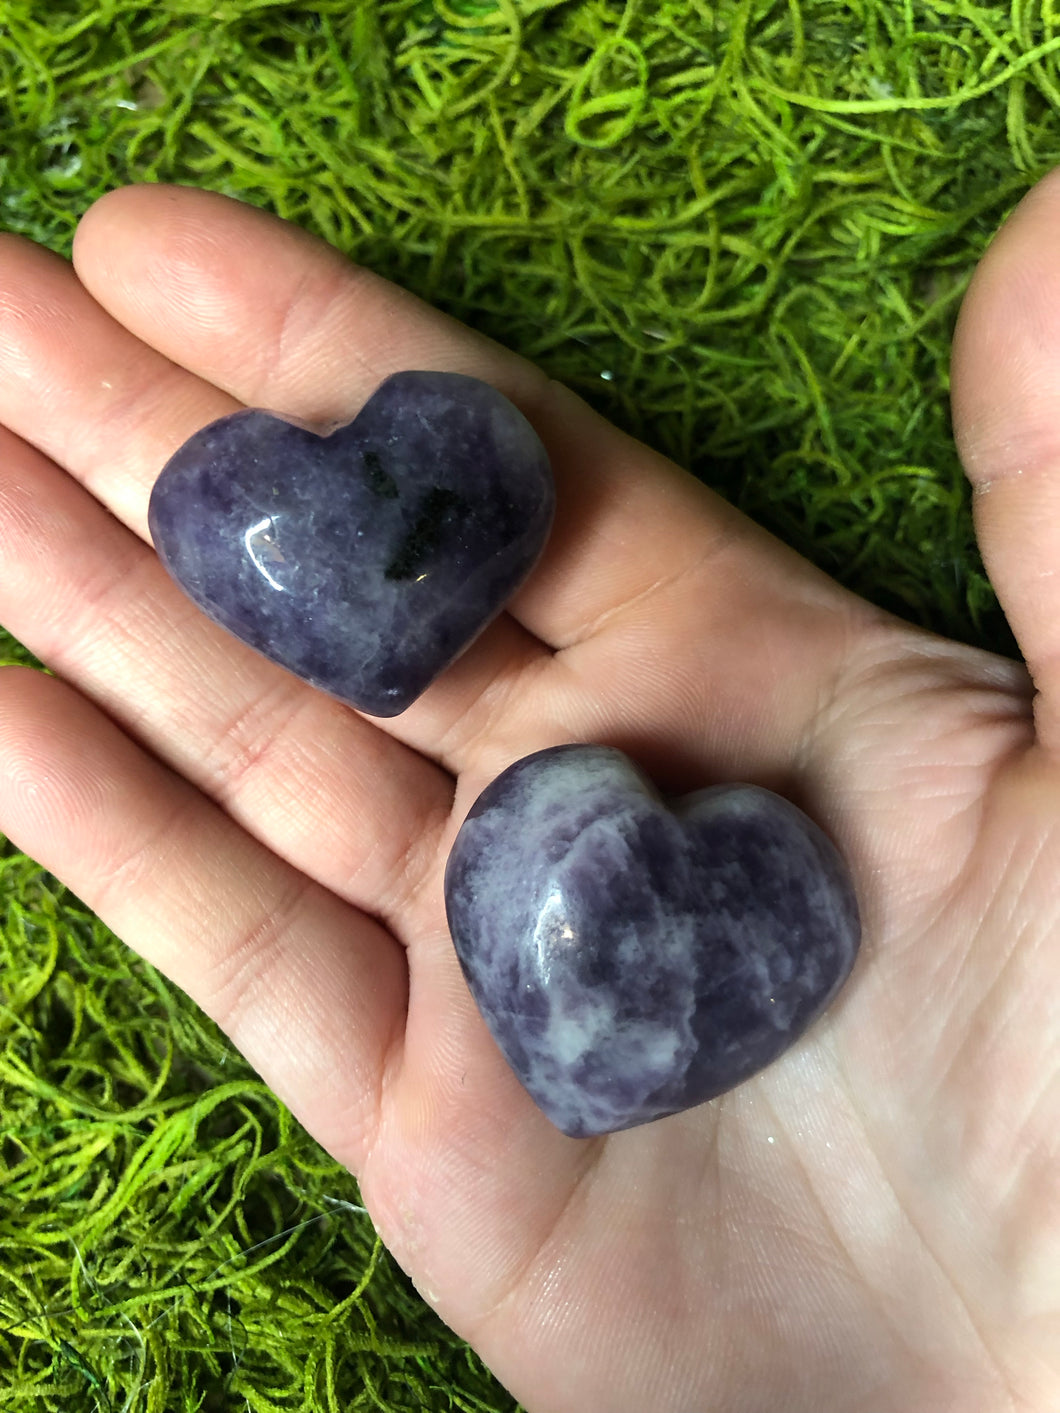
{"left": 148, "top": 371, "right": 554, "bottom": 716}
{"left": 444, "top": 744, "right": 861, "bottom": 1138}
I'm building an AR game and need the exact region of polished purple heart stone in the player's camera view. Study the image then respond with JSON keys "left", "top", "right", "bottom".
{"left": 148, "top": 371, "right": 554, "bottom": 716}
{"left": 444, "top": 744, "right": 861, "bottom": 1138}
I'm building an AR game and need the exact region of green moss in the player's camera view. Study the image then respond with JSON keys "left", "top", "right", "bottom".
{"left": 0, "top": 846, "right": 514, "bottom": 1411}
{"left": 1, "top": 0, "right": 1055, "bottom": 1406}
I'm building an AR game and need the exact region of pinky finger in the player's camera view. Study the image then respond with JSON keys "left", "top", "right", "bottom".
{"left": 0, "top": 665, "right": 407, "bottom": 1173}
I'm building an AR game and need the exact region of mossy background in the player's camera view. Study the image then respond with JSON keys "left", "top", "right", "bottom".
{"left": 0, "top": 0, "right": 1056, "bottom": 1407}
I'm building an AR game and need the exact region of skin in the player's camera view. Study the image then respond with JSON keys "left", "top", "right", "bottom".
{"left": 0, "top": 173, "right": 1056, "bottom": 1413}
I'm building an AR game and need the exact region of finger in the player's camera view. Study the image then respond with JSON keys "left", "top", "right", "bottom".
{"left": 0, "top": 188, "right": 880, "bottom": 798}
{"left": 951, "top": 163, "right": 1060, "bottom": 753}
{"left": 69, "top": 185, "right": 872, "bottom": 660}
{"left": 0, "top": 416, "right": 453, "bottom": 931}
{"left": 0, "top": 222, "right": 551, "bottom": 764}
{"left": 0, "top": 665, "right": 406, "bottom": 1174}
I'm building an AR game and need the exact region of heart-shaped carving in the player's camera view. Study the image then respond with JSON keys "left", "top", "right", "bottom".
{"left": 444, "top": 744, "right": 861, "bottom": 1137}
{"left": 148, "top": 371, "right": 554, "bottom": 716}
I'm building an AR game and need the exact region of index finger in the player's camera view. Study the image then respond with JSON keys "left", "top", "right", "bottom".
{"left": 70, "top": 183, "right": 859, "bottom": 657}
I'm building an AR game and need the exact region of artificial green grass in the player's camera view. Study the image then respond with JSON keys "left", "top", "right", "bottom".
{"left": 0, "top": 0, "right": 1056, "bottom": 1407}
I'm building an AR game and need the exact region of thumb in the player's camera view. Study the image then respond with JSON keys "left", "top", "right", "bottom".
{"left": 951, "top": 163, "right": 1060, "bottom": 754}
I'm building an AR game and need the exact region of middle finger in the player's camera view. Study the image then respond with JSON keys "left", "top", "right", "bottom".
{"left": 0, "top": 228, "right": 557, "bottom": 768}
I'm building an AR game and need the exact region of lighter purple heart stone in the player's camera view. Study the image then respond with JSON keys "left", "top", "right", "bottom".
{"left": 444, "top": 744, "right": 861, "bottom": 1138}
{"left": 148, "top": 371, "right": 554, "bottom": 716}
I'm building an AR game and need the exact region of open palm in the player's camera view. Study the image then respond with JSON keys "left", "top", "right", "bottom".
{"left": 0, "top": 178, "right": 1056, "bottom": 1413}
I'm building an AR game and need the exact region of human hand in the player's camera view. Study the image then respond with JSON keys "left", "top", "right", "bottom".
{"left": 0, "top": 178, "right": 1054, "bottom": 1413}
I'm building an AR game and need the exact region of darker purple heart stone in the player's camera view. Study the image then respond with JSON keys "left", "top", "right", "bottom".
{"left": 148, "top": 371, "right": 554, "bottom": 716}
{"left": 444, "top": 744, "right": 861, "bottom": 1138}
